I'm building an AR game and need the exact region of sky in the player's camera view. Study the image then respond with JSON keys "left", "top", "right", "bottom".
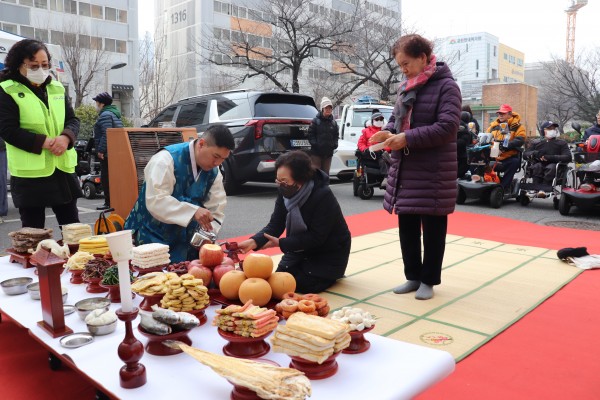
{"left": 402, "top": 0, "right": 600, "bottom": 63}
{"left": 138, "top": 0, "right": 600, "bottom": 63}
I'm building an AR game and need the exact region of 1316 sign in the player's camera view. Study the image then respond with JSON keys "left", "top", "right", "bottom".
{"left": 171, "top": 9, "right": 187, "bottom": 25}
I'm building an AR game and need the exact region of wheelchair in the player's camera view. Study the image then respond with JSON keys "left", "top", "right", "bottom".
{"left": 559, "top": 134, "right": 600, "bottom": 215}
{"left": 456, "top": 141, "right": 523, "bottom": 209}
{"left": 353, "top": 149, "right": 388, "bottom": 200}
{"left": 516, "top": 156, "right": 570, "bottom": 209}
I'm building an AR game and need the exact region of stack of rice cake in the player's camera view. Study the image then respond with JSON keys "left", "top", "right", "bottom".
{"left": 78, "top": 236, "right": 110, "bottom": 255}
{"left": 8, "top": 228, "right": 53, "bottom": 253}
{"left": 271, "top": 312, "right": 351, "bottom": 364}
{"left": 213, "top": 301, "right": 279, "bottom": 338}
{"left": 132, "top": 243, "right": 170, "bottom": 269}
{"left": 62, "top": 223, "right": 93, "bottom": 245}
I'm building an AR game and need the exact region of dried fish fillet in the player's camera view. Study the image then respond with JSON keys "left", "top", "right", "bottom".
{"left": 163, "top": 341, "right": 311, "bottom": 400}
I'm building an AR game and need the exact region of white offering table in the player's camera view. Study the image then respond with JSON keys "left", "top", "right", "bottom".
{"left": 0, "top": 256, "right": 455, "bottom": 400}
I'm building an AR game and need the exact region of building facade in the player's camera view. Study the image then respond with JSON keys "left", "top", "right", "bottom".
{"left": 498, "top": 43, "right": 524, "bottom": 84}
{"left": 436, "top": 32, "right": 525, "bottom": 102}
{"left": 0, "top": 0, "right": 139, "bottom": 119}
{"left": 154, "top": 0, "right": 401, "bottom": 102}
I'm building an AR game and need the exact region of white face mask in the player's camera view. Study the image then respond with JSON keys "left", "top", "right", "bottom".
{"left": 545, "top": 129, "right": 559, "bottom": 139}
{"left": 25, "top": 67, "right": 50, "bottom": 85}
{"left": 373, "top": 120, "right": 385, "bottom": 128}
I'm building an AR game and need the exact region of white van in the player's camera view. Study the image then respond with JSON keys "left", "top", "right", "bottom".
{"left": 338, "top": 104, "right": 394, "bottom": 144}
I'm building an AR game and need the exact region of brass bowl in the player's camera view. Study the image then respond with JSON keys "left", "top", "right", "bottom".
{"left": 86, "top": 320, "right": 117, "bottom": 336}
{"left": 1, "top": 277, "right": 34, "bottom": 296}
{"left": 75, "top": 297, "right": 111, "bottom": 321}
{"left": 27, "top": 283, "right": 68, "bottom": 302}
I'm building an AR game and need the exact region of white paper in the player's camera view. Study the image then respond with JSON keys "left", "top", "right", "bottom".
{"left": 369, "top": 142, "right": 386, "bottom": 152}
{"left": 490, "top": 142, "right": 500, "bottom": 158}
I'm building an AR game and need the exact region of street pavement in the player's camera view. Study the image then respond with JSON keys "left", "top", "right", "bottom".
{"left": 1, "top": 179, "right": 599, "bottom": 253}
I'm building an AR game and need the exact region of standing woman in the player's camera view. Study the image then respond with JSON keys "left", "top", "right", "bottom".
{"left": 0, "top": 39, "right": 81, "bottom": 228}
{"left": 370, "top": 34, "right": 461, "bottom": 300}
{"left": 307, "top": 96, "right": 339, "bottom": 175}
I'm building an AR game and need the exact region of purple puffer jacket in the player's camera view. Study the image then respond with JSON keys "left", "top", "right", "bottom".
{"left": 383, "top": 62, "right": 461, "bottom": 216}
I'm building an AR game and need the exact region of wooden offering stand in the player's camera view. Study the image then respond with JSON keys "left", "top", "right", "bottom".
{"left": 115, "top": 308, "right": 147, "bottom": 388}
{"left": 218, "top": 329, "right": 271, "bottom": 359}
{"left": 343, "top": 326, "right": 374, "bottom": 354}
{"left": 30, "top": 248, "right": 73, "bottom": 338}
{"left": 289, "top": 352, "right": 341, "bottom": 380}
{"left": 6, "top": 248, "right": 34, "bottom": 269}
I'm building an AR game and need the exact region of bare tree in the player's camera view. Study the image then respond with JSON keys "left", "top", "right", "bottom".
{"left": 52, "top": 20, "right": 107, "bottom": 108}
{"left": 540, "top": 50, "right": 600, "bottom": 124}
{"left": 201, "top": 0, "right": 359, "bottom": 94}
{"left": 138, "top": 32, "right": 185, "bottom": 123}
{"left": 323, "top": 7, "right": 405, "bottom": 103}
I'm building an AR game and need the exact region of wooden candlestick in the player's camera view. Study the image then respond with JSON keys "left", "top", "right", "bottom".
{"left": 31, "top": 248, "right": 72, "bottom": 338}
{"left": 115, "top": 308, "right": 147, "bottom": 388}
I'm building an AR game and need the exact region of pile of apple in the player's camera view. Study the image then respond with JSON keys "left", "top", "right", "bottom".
{"left": 186, "top": 244, "right": 237, "bottom": 288}
{"left": 219, "top": 253, "right": 297, "bottom": 307}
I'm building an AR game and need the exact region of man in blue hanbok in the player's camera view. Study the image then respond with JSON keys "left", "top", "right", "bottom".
{"left": 125, "top": 125, "right": 235, "bottom": 262}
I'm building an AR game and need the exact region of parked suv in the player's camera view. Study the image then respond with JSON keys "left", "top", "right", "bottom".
{"left": 147, "top": 89, "right": 318, "bottom": 194}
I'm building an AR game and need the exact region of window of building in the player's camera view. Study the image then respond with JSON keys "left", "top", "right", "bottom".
{"left": 49, "top": 0, "right": 62, "bottom": 11}
{"left": 91, "top": 36, "right": 102, "bottom": 50}
{"left": 34, "top": 28, "right": 48, "bottom": 42}
{"left": 64, "top": 0, "right": 76, "bottom": 14}
{"left": 50, "top": 30, "right": 63, "bottom": 44}
{"left": 64, "top": 32, "right": 75, "bottom": 45}
{"left": 118, "top": 9, "right": 127, "bottom": 23}
{"left": 79, "top": 34, "right": 90, "bottom": 49}
{"left": 79, "top": 2, "right": 90, "bottom": 16}
{"left": 20, "top": 25, "right": 34, "bottom": 38}
{"left": 19, "top": 0, "right": 33, "bottom": 6}
{"left": 475, "top": 59, "right": 479, "bottom": 69}
{"left": 34, "top": 0, "right": 47, "bottom": 8}
{"left": 476, "top": 72, "right": 479, "bottom": 78}
{"left": 493, "top": 46, "right": 497, "bottom": 57}
{"left": 503, "top": 53, "right": 507, "bottom": 60}
{"left": 91, "top": 4, "right": 102, "bottom": 18}
{"left": 1, "top": 23, "right": 18, "bottom": 34}
{"left": 105, "top": 38, "right": 116, "bottom": 52}
{"left": 105, "top": 7, "right": 117, "bottom": 21}
{"left": 116, "top": 40, "right": 127, "bottom": 53}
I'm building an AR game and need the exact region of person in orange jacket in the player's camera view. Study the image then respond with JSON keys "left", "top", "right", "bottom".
{"left": 486, "top": 104, "right": 525, "bottom": 190}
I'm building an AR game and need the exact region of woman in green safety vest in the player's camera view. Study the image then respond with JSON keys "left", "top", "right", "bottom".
{"left": 0, "top": 39, "right": 82, "bottom": 229}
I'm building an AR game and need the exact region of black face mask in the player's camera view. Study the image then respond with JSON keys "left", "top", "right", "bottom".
{"left": 278, "top": 183, "right": 300, "bottom": 198}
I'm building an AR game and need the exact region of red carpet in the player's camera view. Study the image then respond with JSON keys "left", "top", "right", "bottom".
{"left": 1, "top": 209, "right": 599, "bottom": 399}
{"left": 0, "top": 313, "right": 97, "bottom": 399}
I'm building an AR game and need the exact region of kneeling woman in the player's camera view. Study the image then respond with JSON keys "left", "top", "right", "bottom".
{"left": 239, "top": 151, "right": 351, "bottom": 293}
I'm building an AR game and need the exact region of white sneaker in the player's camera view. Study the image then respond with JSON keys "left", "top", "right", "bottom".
{"left": 0, "top": 217, "right": 4, "bottom": 224}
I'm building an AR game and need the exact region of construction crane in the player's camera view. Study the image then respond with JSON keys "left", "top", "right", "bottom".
{"left": 565, "top": 0, "right": 588, "bottom": 64}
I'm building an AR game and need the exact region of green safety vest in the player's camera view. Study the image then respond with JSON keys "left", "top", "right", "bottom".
{"left": 0, "top": 79, "right": 77, "bottom": 178}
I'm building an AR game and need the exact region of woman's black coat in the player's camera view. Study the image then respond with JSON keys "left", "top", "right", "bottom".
{"left": 250, "top": 170, "right": 351, "bottom": 280}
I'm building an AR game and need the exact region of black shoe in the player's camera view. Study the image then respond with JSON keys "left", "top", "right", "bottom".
{"left": 96, "top": 204, "right": 110, "bottom": 211}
